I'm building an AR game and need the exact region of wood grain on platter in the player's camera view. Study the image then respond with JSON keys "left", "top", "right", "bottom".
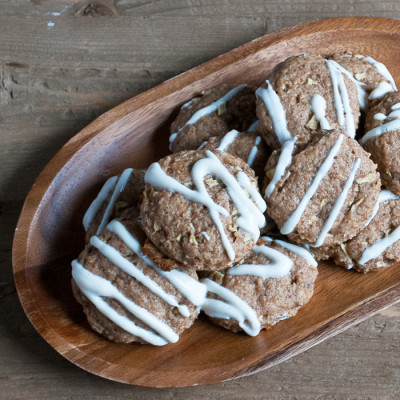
{"left": 12, "top": 17, "right": 400, "bottom": 388}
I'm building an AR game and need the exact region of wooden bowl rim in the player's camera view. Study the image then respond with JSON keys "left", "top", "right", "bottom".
{"left": 12, "top": 16, "right": 400, "bottom": 387}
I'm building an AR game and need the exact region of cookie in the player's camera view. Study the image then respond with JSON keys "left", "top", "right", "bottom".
{"left": 361, "top": 91, "right": 400, "bottom": 195}
{"left": 83, "top": 168, "right": 145, "bottom": 241}
{"left": 141, "top": 149, "right": 267, "bottom": 271}
{"left": 256, "top": 54, "right": 360, "bottom": 149}
{"left": 201, "top": 236, "right": 318, "bottom": 335}
{"left": 266, "top": 130, "right": 380, "bottom": 247}
{"left": 202, "top": 129, "right": 270, "bottom": 178}
{"left": 72, "top": 218, "right": 206, "bottom": 345}
{"left": 330, "top": 52, "right": 397, "bottom": 105}
{"left": 169, "top": 85, "right": 257, "bottom": 152}
{"left": 312, "top": 191, "right": 400, "bottom": 273}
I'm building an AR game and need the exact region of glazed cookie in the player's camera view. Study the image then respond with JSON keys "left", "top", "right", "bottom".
{"left": 266, "top": 130, "right": 380, "bottom": 247}
{"left": 169, "top": 85, "right": 257, "bottom": 152}
{"left": 263, "top": 130, "right": 328, "bottom": 197}
{"left": 256, "top": 54, "right": 360, "bottom": 149}
{"left": 361, "top": 91, "right": 400, "bottom": 196}
{"left": 141, "top": 150, "right": 267, "bottom": 271}
{"left": 83, "top": 168, "right": 145, "bottom": 241}
{"left": 330, "top": 52, "right": 397, "bottom": 105}
{"left": 202, "top": 129, "right": 270, "bottom": 178}
{"left": 201, "top": 236, "right": 318, "bottom": 335}
{"left": 72, "top": 218, "right": 206, "bottom": 345}
{"left": 312, "top": 191, "right": 400, "bottom": 273}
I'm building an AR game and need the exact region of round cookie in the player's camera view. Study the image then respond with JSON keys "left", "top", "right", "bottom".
{"left": 312, "top": 191, "right": 400, "bottom": 273}
{"left": 72, "top": 218, "right": 206, "bottom": 345}
{"left": 330, "top": 52, "right": 397, "bottom": 105}
{"left": 256, "top": 54, "right": 360, "bottom": 149}
{"left": 266, "top": 130, "right": 381, "bottom": 247}
{"left": 141, "top": 149, "right": 267, "bottom": 271}
{"left": 361, "top": 91, "right": 400, "bottom": 196}
{"left": 83, "top": 168, "right": 145, "bottom": 241}
{"left": 169, "top": 85, "right": 257, "bottom": 153}
{"left": 201, "top": 236, "right": 318, "bottom": 335}
{"left": 202, "top": 129, "right": 270, "bottom": 178}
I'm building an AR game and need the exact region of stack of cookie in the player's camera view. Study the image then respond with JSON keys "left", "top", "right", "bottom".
{"left": 72, "top": 52, "right": 400, "bottom": 346}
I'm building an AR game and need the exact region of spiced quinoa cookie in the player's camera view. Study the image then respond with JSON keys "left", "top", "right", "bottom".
{"left": 72, "top": 218, "right": 205, "bottom": 345}
{"left": 312, "top": 191, "right": 400, "bottom": 273}
{"left": 362, "top": 91, "right": 400, "bottom": 196}
{"left": 263, "top": 130, "right": 328, "bottom": 196}
{"left": 169, "top": 85, "right": 257, "bottom": 153}
{"left": 201, "top": 237, "right": 318, "bottom": 335}
{"left": 83, "top": 168, "right": 145, "bottom": 241}
{"left": 266, "top": 130, "right": 380, "bottom": 247}
{"left": 203, "top": 129, "right": 270, "bottom": 178}
{"left": 141, "top": 149, "right": 266, "bottom": 271}
{"left": 330, "top": 52, "right": 397, "bottom": 105}
{"left": 256, "top": 54, "right": 360, "bottom": 149}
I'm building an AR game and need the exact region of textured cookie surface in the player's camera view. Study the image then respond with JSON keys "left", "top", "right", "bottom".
{"left": 84, "top": 168, "right": 145, "bottom": 242}
{"left": 266, "top": 130, "right": 380, "bottom": 247}
{"left": 363, "top": 91, "right": 400, "bottom": 196}
{"left": 330, "top": 52, "right": 397, "bottom": 104}
{"left": 203, "top": 130, "right": 270, "bottom": 178}
{"left": 141, "top": 150, "right": 266, "bottom": 271}
{"left": 170, "top": 85, "right": 257, "bottom": 152}
{"left": 202, "top": 237, "right": 318, "bottom": 333}
{"left": 256, "top": 54, "right": 360, "bottom": 149}
{"left": 72, "top": 219, "right": 200, "bottom": 344}
{"left": 313, "top": 195, "right": 400, "bottom": 273}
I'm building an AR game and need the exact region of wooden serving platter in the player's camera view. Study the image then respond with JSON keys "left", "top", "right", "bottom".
{"left": 12, "top": 17, "right": 400, "bottom": 388}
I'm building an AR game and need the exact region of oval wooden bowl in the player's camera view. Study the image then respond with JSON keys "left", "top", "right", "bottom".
{"left": 13, "top": 17, "right": 400, "bottom": 388}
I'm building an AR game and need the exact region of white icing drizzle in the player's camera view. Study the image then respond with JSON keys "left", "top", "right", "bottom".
{"left": 314, "top": 158, "right": 361, "bottom": 247}
{"left": 227, "top": 242, "right": 293, "bottom": 279}
{"left": 200, "top": 235, "right": 316, "bottom": 336}
{"left": 266, "top": 237, "right": 318, "bottom": 268}
{"left": 330, "top": 60, "right": 368, "bottom": 111}
{"left": 216, "top": 129, "right": 240, "bottom": 152}
{"left": 201, "top": 278, "right": 261, "bottom": 336}
{"left": 169, "top": 85, "right": 247, "bottom": 148}
{"left": 197, "top": 141, "right": 208, "bottom": 150}
{"left": 145, "top": 150, "right": 266, "bottom": 261}
{"left": 281, "top": 134, "right": 344, "bottom": 235}
{"left": 374, "top": 112, "right": 386, "bottom": 121}
{"left": 248, "top": 120, "right": 259, "bottom": 132}
{"left": 358, "top": 225, "right": 400, "bottom": 265}
{"left": 96, "top": 168, "right": 133, "bottom": 235}
{"left": 360, "top": 102, "right": 400, "bottom": 145}
{"left": 256, "top": 80, "right": 292, "bottom": 143}
{"left": 363, "top": 190, "right": 399, "bottom": 229}
{"left": 169, "top": 133, "right": 178, "bottom": 150}
{"left": 247, "top": 136, "right": 262, "bottom": 167}
{"left": 71, "top": 260, "right": 176, "bottom": 346}
{"left": 369, "top": 81, "right": 394, "bottom": 100}
{"left": 201, "top": 231, "right": 210, "bottom": 241}
{"left": 72, "top": 218, "right": 210, "bottom": 345}
{"left": 236, "top": 171, "right": 266, "bottom": 212}
{"left": 326, "top": 60, "right": 356, "bottom": 138}
{"left": 83, "top": 176, "right": 118, "bottom": 231}
{"left": 106, "top": 220, "right": 207, "bottom": 307}
{"left": 90, "top": 236, "right": 190, "bottom": 317}
{"left": 265, "top": 138, "right": 296, "bottom": 197}
{"left": 181, "top": 98, "right": 195, "bottom": 109}
{"left": 364, "top": 56, "right": 397, "bottom": 90}
{"left": 310, "top": 94, "right": 331, "bottom": 130}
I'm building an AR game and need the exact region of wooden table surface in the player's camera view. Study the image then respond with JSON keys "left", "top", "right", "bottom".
{"left": 1, "top": 1, "right": 400, "bottom": 398}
